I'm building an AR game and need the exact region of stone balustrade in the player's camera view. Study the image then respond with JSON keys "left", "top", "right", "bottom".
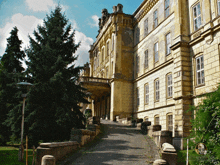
{"left": 152, "top": 130, "right": 172, "bottom": 148}
{"left": 35, "top": 141, "right": 79, "bottom": 165}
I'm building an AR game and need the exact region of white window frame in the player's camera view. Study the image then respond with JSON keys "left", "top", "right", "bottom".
{"left": 145, "top": 84, "right": 149, "bottom": 104}
{"left": 144, "top": 50, "right": 148, "bottom": 68}
{"left": 165, "top": 0, "right": 170, "bottom": 18}
{"left": 166, "top": 33, "right": 171, "bottom": 55}
{"left": 155, "top": 79, "right": 160, "bottom": 102}
{"left": 154, "top": 42, "right": 159, "bottom": 62}
{"left": 196, "top": 55, "right": 205, "bottom": 85}
{"left": 193, "top": 3, "right": 202, "bottom": 31}
{"left": 154, "top": 10, "right": 158, "bottom": 28}
{"left": 167, "top": 74, "right": 173, "bottom": 98}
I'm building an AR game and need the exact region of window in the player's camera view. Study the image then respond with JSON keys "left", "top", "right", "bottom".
{"left": 166, "top": 33, "right": 171, "bottom": 55}
{"left": 107, "top": 42, "right": 109, "bottom": 56}
{"left": 154, "top": 10, "right": 158, "bottom": 28}
{"left": 137, "top": 88, "right": 140, "bottom": 107}
{"left": 135, "top": 26, "right": 140, "bottom": 45}
{"left": 167, "top": 113, "right": 173, "bottom": 131}
{"left": 102, "top": 48, "right": 104, "bottom": 62}
{"left": 112, "top": 35, "right": 114, "bottom": 51}
{"left": 165, "top": 0, "right": 170, "bottom": 18}
{"left": 144, "top": 116, "right": 148, "bottom": 121}
{"left": 196, "top": 55, "right": 205, "bottom": 85}
{"left": 167, "top": 74, "right": 172, "bottom": 97}
{"left": 155, "top": 79, "right": 160, "bottom": 101}
{"left": 154, "top": 115, "right": 159, "bottom": 125}
{"left": 136, "top": 55, "right": 140, "bottom": 74}
{"left": 193, "top": 3, "right": 201, "bottom": 31}
{"left": 145, "top": 84, "right": 149, "bottom": 104}
{"left": 106, "top": 67, "right": 108, "bottom": 78}
{"left": 144, "top": 19, "right": 148, "bottom": 36}
{"left": 218, "top": 0, "right": 220, "bottom": 15}
{"left": 144, "top": 50, "right": 148, "bottom": 68}
{"left": 154, "top": 42, "right": 159, "bottom": 62}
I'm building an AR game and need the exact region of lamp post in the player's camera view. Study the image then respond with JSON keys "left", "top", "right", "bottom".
{"left": 17, "top": 82, "right": 33, "bottom": 162}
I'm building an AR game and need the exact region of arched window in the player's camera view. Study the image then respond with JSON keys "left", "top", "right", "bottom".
{"left": 154, "top": 114, "right": 159, "bottom": 125}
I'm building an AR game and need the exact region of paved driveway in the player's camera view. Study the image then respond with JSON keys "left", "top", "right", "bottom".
{"left": 58, "top": 120, "right": 160, "bottom": 165}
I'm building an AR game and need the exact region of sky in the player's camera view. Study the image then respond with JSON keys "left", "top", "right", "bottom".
{"left": 0, "top": 0, "right": 143, "bottom": 66}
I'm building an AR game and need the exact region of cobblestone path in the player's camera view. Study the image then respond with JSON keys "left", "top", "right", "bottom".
{"left": 58, "top": 120, "right": 160, "bottom": 165}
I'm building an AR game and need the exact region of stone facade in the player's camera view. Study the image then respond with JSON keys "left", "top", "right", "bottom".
{"left": 80, "top": 0, "right": 220, "bottom": 150}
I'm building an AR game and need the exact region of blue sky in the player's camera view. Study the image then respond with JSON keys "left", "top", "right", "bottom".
{"left": 0, "top": 0, "right": 143, "bottom": 66}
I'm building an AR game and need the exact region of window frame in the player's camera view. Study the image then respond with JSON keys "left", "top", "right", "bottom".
{"left": 135, "top": 25, "right": 140, "bottom": 45}
{"left": 166, "top": 33, "right": 171, "bottom": 55}
{"left": 144, "top": 116, "right": 149, "bottom": 121}
{"left": 137, "top": 88, "right": 140, "bottom": 107}
{"left": 144, "top": 19, "right": 148, "bottom": 37}
{"left": 136, "top": 54, "right": 140, "bottom": 75}
{"left": 155, "top": 79, "right": 160, "bottom": 102}
{"left": 154, "top": 42, "right": 159, "bottom": 63}
{"left": 218, "top": 0, "right": 220, "bottom": 15}
{"left": 154, "top": 114, "right": 160, "bottom": 125}
{"left": 193, "top": 2, "right": 202, "bottom": 31}
{"left": 196, "top": 55, "right": 205, "bottom": 86}
{"left": 154, "top": 10, "right": 158, "bottom": 28}
{"left": 166, "top": 113, "right": 173, "bottom": 131}
{"left": 167, "top": 73, "right": 173, "bottom": 98}
{"left": 145, "top": 83, "right": 149, "bottom": 105}
{"left": 165, "top": 0, "right": 170, "bottom": 18}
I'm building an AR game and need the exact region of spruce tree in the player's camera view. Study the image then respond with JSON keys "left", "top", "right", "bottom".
{"left": 0, "top": 27, "right": 25, "bottom": 145}
{"left": 25, "top": 6, "right": 88, "bottom": 145}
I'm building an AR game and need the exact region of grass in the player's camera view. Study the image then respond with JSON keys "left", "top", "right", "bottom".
{"left": 177, "top": 149, "right": 200, "bottom": 165}
{"left": 0, "top": 146, "right": 34, "bottom": 165}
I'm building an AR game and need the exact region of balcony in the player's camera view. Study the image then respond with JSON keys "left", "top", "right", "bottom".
{"left": 79, "top": 76, "right": 111, "bottom": 98}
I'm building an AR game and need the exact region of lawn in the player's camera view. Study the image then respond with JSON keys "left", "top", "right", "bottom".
{"left": 177, "top": 149, "right": 201, "bottom": 165}
{"left": 0, "top": 146, "right": 34, "bottom": 165}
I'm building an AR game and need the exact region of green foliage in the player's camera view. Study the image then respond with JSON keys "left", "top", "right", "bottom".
{"left": 23, "top": 6, "right": 88, "bottom": 145}
{"left": 189, "top": 85, "right": 220, "bottom": 164}
{"left": 0, "top": 27, "right": 25, "bottom": 145}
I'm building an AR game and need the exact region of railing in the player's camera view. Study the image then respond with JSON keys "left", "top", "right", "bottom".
{"left": 79, "top": 76, "right": 111, "bottom": 84}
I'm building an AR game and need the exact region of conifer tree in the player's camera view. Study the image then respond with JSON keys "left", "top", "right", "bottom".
{"left": 0, "top": 27, "right": 25, "bottom": 145}
{"left": 25, "top": 6, "right": 88, "bottom": 145}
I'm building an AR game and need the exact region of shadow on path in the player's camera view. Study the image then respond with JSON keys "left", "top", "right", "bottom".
{"left": 57, "top": 120, "right": 160, "bottom": 165}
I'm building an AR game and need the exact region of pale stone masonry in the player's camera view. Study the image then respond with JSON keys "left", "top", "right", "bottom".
{"left": 79, "top": 0, "right": 220, "bottom": 150}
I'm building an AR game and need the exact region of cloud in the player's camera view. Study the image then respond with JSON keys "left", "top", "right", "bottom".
{"left": 26, "top": 0, "right": 56, "bottom": 12}
{"left": 89, "top": 15, "right": 99, "bottom": 28}
{"left": 70, "top": 20, "right": 78, "bottom": 30}
{"left": 0, "top": 13, "right": 43, "bottom": 57}
{"left": 74, "top": 31, "right": 94, "bottom": 66}
{"left": 25, "top": 0, "right": 68, "bottom": 12}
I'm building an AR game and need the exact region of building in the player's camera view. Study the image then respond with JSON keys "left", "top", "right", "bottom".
{"left": 79, "top": 0, "right": 220, "bottom": 150}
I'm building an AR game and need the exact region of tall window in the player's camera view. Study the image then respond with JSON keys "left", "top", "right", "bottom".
{"left": 155, "top": 79, "right": 160, "bottom": 101}
{"left": 155, "top": 115, "right": 159, "bottom": 125}
{"left": 144, "top": 50, "right": 148, "bottom": 68}
{"left": 144, "top": 116, "right": 148, "bottom": 121}
{"left": 154, "top": 42, "right": 159, "bottom": 62}
{"left": 136, "top": 55, "right": 140, "bottom": 74}
{"left": 154, "top": 10, "right": 158, "bottom": 28}
{"left": 165, "top": 0, "right": 170, "bottom": 18}
{"left": 167, "top": 113, "right": 173, "bottom": 131}
{"left": 196, "top": 55, "right": 204, "bottom": 85}
{"left": 166, "top": 33, "right": 171, "bottom": 55}
{"left": 107, "top": 42, "right": 109, "bottom": 56}
{"left": 137, "top": 88, "right": 140, "bottom": 107}
{"left": 145, "top": 84, "right": 149, "bottom": 104}
{"left": 112, "top": 35, "right": 114, "bottom": 51}
{"left": 167, "top": 74, "right": 172, "bottom": 97}
{"left": 135, "top": 26, "right": 140, "bottom": 45}
{"left": 144, "top": 19, "right": 148, "bottom": 36}
{"left": 218, "top": 0, "right": 220, "bottom": 15}
{"left": 102, "top": 48, "right": 104, "bottom": 62}
{"left": 193, "top": 3, "right": 201, "bottom": 31}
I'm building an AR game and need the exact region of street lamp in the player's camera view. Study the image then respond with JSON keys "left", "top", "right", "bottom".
{"left": 17, "top": 82, "right": 33, "bottom": 162}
